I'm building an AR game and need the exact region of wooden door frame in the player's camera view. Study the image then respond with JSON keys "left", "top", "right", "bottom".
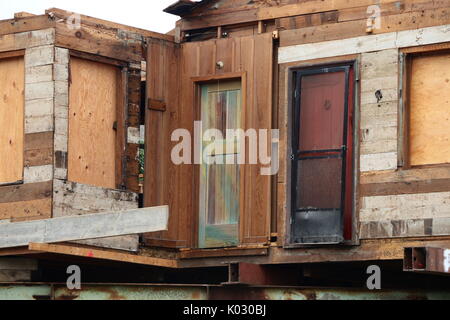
{"left": 191, "top": 71, "right": 247, "bottom": 249}
{"left": 285, "top": 60, "right": 359, "bottom": 248}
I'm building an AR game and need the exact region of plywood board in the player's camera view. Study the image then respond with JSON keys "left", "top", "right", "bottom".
{"left": 0, "top": 56, "right": 24, "bottom": 184}
{"left": 409, "top": 51, "right": 450, "bottom": 166}
{"left": 68, "top": 57, "right": 118, "bottom": 189}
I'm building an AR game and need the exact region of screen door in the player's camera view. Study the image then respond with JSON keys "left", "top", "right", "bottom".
{"left": 291, "top": 66, "right": 352, "bottom": 244}
{"left": 199, "top": 80, "right": 242, "bottom": 249}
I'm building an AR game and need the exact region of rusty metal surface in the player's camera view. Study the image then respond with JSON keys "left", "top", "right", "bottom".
{"left": 1, "top": 283, "right": 450, "bottom": 300}
{"left": 54, "top": 284, "right": 208, "bottom": 300}
{"left": 209, "top": 287, "right": 450, "bottom": 301}
{"left": 404, "top": 247, "right": 450, "bottom": 275}
{"left": 224, "top": 263, "right": 302, "bottom": 286}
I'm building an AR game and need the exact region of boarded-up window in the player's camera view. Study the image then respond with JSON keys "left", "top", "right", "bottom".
{"left": 0, "top": 56, "right": 24, "bottom": 184}
{"left": 68, "top": 57, "right": 119, "bottom": 189}
{"left": 409, "top": 51, "right": 450, "bottom": 166}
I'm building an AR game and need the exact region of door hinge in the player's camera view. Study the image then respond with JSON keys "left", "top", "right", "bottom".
{"left": 290, "top": 154, "right": 295, "bottom": 160}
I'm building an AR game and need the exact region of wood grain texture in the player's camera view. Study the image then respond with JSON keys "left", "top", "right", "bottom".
{"left": 360, "top": 217, "right": 450, "bottom": 239}
{"left": 279, "top": 23, "right": 450, "bottom": 64}
{"left": 24, "top": 132, "right": 53, "bottom": 167}
{"left": 361, "top": 179, "right": 450, "bottom": 197}
{"left": 68, "top": 57, "right": 118, "bottom": 189}
{"left": 145, "top": 35, "right": 273, "bottom": 248}
{"left": 409, "top": 51, "right": 450, "bottom": 166}
{"left": 47, "top": 8, "right": 173, "bottom": 42}
{"left": 52, "top": 180, "right": 138, "bottom": 217}
{"left": 279, "top": 3, "right": 450, "bottom": 47}
{"left": 360, "top": 191, "right": 450, "bottom": 222}
{"left": 0, "top": 56, "right": 24, "bottom": 184}
{"left": 0, "top": 28, "right": 54, "bottom": 53}
{"left": 54, "top": 23, "right": 143, "bottom": 63}
{"left": 0, "top": 15, "right": 54, "bottom": 37}
{"left": 0, "top": 181, "right": 52, "bottom": 204}
{"left": 144, "top": 38, "right": 183, "bottom": 247}
{"left": 0, "top": 198, "right": 52, "bottom": 221}
{"left": 0, "top": 206, "right": 168, "bottom": 249}
{"left": 52, "top": 180, "right": 139, "bottom": 251}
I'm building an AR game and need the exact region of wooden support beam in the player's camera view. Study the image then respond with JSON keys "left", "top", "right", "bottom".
{"left": 179, "top": 0, "right": 405, "bottom": 31}
{"left": 0, "top": 247, "right": 40, "bottom": 257}
{"left": 29, "top": 243, "right": 179, "bottom": 268}
{"left": 46, "top": 7, "right": 174, "bottom": 41}
{"left": 0, "top": 206, "right": 169, "bottom": 249}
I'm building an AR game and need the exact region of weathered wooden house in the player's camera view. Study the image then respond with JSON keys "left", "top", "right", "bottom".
{"left": 1, "top": 0, "right": 450, "bottom": 299}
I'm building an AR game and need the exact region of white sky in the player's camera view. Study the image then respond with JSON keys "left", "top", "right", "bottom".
{"left": 0, "top": 0, "right": 180, "bottom": 34}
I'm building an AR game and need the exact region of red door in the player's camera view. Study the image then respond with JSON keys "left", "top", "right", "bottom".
{"left": 291, "top": 65, "right": 354, "bottom": 244}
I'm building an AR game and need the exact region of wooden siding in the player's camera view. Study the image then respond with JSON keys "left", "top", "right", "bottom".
{"left": 145, "top": 34, "right": 273, "bottom": 248}
{"left": 176, "top": 0, "right": 450, "bottom": 45}
{"left": 278, "top": 18, "right": 450, "bottom": 240}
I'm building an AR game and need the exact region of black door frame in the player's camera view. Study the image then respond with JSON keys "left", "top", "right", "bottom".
{"left": 288, "top": 62, "right": 355, "bottom": 246}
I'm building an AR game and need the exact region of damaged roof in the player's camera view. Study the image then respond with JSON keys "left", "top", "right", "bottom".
{"left": 164, "top": 0, "right": 214, "bottom": 16}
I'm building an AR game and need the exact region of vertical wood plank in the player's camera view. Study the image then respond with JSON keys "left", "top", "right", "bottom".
{"left": 144, "top": 39, "right": 187, "bottom": 247}
{"left": 0, "top": 56, "right": 24, "bottom": 184}
{"left": 246, "top": 33, "right": 273, "bottom": 244}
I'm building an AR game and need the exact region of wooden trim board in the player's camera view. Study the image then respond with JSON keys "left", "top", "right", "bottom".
{"left": 0, "top": 206, "right": 169, "bottom": 249}
{"left": 279, "top": 24, "right": 450, "bottom": 64}
{"left": 29, "top": 243, "right": 178, "bottom": 268}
